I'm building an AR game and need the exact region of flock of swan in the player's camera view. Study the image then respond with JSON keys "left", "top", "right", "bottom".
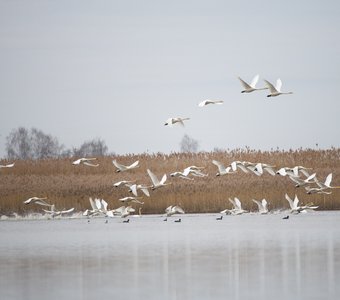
{"left": 1, "top": 75, "right": 337, "bottom": 222}
{"left": 2, "top": 153, "right": 337, "bottom": 222}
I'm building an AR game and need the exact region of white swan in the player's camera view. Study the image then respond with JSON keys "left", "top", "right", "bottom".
{"left": 23, "top": 197, "right": 52, "bottom": 207}
{"left": 230, "top": 161, "right": 249, "bottom": 173}
{"left": 284, "top": 194, "right": 317, "bottom": 213}
{"left": 254, "top": 163, "right": 276, "bottom": 176}
{"left": 252, "top": 199, "right": 269, "bottom": 214}
{"left": 315, "top": 173, "right": 340, "bottom": 190}
{"left": 165, "top": 205, "right": 185, "bottom": 217}
{"left": 128, "top": 183, "right": 151, "bottom": 197}
{"left": 228, "top": 197, "right": 248, "bottom": 215}
{"left": 264, "top": 79, "right": 293, "bottom": 97}
{"left": 113, "top": 180, "right": 136, "bottom": 187}
{"left": 43, "top": 205, "right": 75, "bottom": 217}
{"left": 212, "top": 160, "right": 235, "bottom": 176}
{"left": 147, "top": 169, "right": 171, "bottom": 190}
{"left": 112, "top": 159, "right": 139, "bottom": 173}
{"left": 198, "top": 99, "right": 224, "bottom": 107}
{"left": 289, "top": 173, "right": 316, "bottom": 187}
{"left": 164, "top": 117, "right": 190, "bottom": 127}
{"left": 0, "top": 162, "right": 15, "bottom": 168}
{"left": 170, "top": 171, "right": 194, "bottom": 180}
{"left": 183, "top": 166, "right": 208, "bottom": 177}
{"left": 119, "top": 196, "right": 144, "bottom": 205}
{"left": 72, "top": 157, "right": 99, "bottom": 167}
{"left": 111, "top": 206, "right": 135, "bottom": 218}
{"left": 238, "top": 74, "right": 267, "bottom": 93}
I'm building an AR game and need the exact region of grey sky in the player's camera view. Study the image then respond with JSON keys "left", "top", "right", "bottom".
{"left": 0, "top": 0, "right": 339, "bottom": 157}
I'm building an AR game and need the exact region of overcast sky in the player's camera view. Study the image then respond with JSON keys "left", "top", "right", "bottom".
{"left": 0, "top": 0, "right": 339, "bottom": 157}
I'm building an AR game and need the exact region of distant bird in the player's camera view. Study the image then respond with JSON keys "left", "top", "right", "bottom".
{"left": 212, "top": 160, "right": 235, "bottom": 176}
{"left": 198, "top": 99, "right": 224, "bottom": 107}
{"left": 165, "top": 205, "right": 185, "bottom": 217}
{"left": 42, "top": 205, "right": 75, "bottom": 217}
{"left": 264, "top": 79, "right": 293, "bottom": 97}
{"left": 174, "top": 218, "right": 181, "bottom": 223}
{"left": 230, "top": 161, "right": 249, "bottom": 173}
{"left": 170, "top": 171, "right": 194, "bottom": 180}
{"left": 252, "top": 199, "right": 269, "bottom": 214}
{"left": 227, "top": 197, "right": 248, "bottom": 215}
{"left": 147, "top": 169, "right": 171, "bottom": 190}
{"left": 72, "top": 157, "right": 98, "bottom": 167}
{"left": 305, "top": 186, "right": 332, "bottom": 195}
{"left": 23, "top": 197, "right": 52, "bottom": 207}
{"left": 163, "top": 218, "right": 168, "bottom": 221}
{"left": 164, "top": 117, "right": 190, "bottom": 127}
{"left": 282, "top": 215, "right": 289, "bottom": 220}
{"left": 128, "top": 183, "right": 151, "bottom": 197}
{"left": 285, "top": 194, "right": 318, "bottom": 213}
{"left": 183, "top": 166, "right": 208, "bottom": 177}
{"left": 216, "top": 215, "right": 223, "bottom": 220}
{"left": 112, "top": 160, "right": 139, "bottom": 173}
{"left": 118, "top": 196, "right": 144, "bottom": 205}
{"left": 123, "top": 219, "right": 130, "bottom": 223}
{"left": 0, "top": 162, "right": 15, "bottom": 168}
{"left": 111, "top": 206, "right": 135, "bottom": 218}
{"left": 238, "top": 74, "right": 268, "bottom": 93}
{"left": 315, "top": 173, "right": 340, "bottom": 190}
{"left": 113, "top": 180, "right": 136, "bottom": 187}
{"left": 289, "top": 173, "right": 316, "bottom": 187}
{"left": 254, "top": 163, "right": 276, "bottom": 176}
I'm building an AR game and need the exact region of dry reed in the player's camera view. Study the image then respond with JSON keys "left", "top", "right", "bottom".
{"left": 1, "top": 148, "right": 340, "bottom": 216}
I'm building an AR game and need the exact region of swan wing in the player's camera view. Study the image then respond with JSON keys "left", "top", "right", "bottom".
{"left": 234, "top": 197, "right": 242, "bottom": 210}
{"left": 198, "top": 100, "right": 207, "bottom": 107}
{"left": 238, "top": 77, "right": 252, "bottom": 89}
{"left": 325, "top": 173, "right": 332, "bottom": 187}
{"left": 275, "top": 78, "right": 282, "bottom": 92}
{"left": 147, "top": 169, "right": 160, "bottom": 186}
{"left": 112, "top": 160, "right": 126, "bottom": 170}
{"left": 160, "top": 174, "right": 167, "bottom": 185}
{"left": 129, "top": 184, "right": 138, "bottom": 196}
{"left": 174, "top": 205, "right": 185, "bottom": 214}
{"left": 83, "top": 161, "right": 99, "bottom": 167}
{"left": 128, "top": 160, "right": 139, "bottom": 169}
{"left": 212, "top": 160, "right": 226, "bottom": 173}
{"left": 293, "top": 195, "right": 299, "bottom": 208}
{"left": 89, "top": 197, "right": 96, "bottom": 210}
{"left": 264, "top": 80, "right": 278, "bottom": 94}
{"left": 101, "top": 199, "right": 108, "bottom": 211}
{"left": 250, "top": 74, "right": 259, "bottom": 88}
{"left": 252, "top": 199, "right": 262, "bottom": 210}
{"left": 285, "top": 194, "right": 294, "bottom": 209}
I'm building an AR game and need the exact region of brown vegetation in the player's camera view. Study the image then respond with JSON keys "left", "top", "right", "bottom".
{"left": 1, "top": 148, "right": 340, "bottom": 216}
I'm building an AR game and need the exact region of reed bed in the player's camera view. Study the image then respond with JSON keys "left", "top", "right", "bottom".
{"left": 1, "top": 148, "right": 340, "bottom": 216}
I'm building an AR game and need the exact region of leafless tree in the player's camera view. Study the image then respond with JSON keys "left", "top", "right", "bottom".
{"left": 6, "top": 127, "right": 63, "bottom": 160}
{"left": 180, "top": 134, "right": 199, "bottom": 153}
{"left": 73, "top": 138, "right": 108, "bottom": 157}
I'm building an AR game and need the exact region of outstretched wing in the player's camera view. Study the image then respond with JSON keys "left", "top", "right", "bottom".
{"left": 238, "top": 77, "right": 252, "bottom": 89}
{"left": 147, "top": 169, "right": 160, "bottom": 186}
{"left": 275, "top": 78, "right": 282, "bottom": 92}
{"left": 250, "top": 74, "right": 259, "bottom": 88}
{"left": 212, "top": 160, "right": 225, "bottom": 173}
{"left": 264, "top": 80, "right": 278, "bottom": 94}
{"left": 128, "top": 160, "right": 139, "bottom": 169}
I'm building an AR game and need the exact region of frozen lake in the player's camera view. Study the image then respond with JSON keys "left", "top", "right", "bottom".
{"left": 1, "top": 212, "right": 340, "bottom": 300}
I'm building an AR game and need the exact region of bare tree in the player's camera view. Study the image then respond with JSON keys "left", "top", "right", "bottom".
{"left": 73, "top": 138, "right": 108, "bottom": 157}
{"left": 180, "top": 134, "right": 199, "bottom": 153}
{"left": 6, "top": 127, "right": 63, "bottom": 160}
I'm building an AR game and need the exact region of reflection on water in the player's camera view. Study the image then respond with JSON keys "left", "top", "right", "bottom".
{"left": 1, "top": 212, "right": 339, "bottom": 300}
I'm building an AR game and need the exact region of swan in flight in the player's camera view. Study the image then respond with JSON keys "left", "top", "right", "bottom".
{"left": 24, "top": 197, "right": 52, "bottom": 207}
{"left": 238, "top": 74, "right": 268, "bottom": 93}
{"left": 118, "top": 196, "right": 144, "bottom": 205}
{"left": 170, "top": 171, "right": 194, "bottom": 180}
{"left": 212, "top": 160, "right": 235, "bottom": 176}
{"left": 305, "top": 186, "right": 332, "bottom": 195}
{"left": 252, "top": 199, "right": 269, "bottom": 214}
{"left": 230, "top": 161, "right": 249, "bottom": 173}
{"left": 183, "top": 166, "right": 208, "bottom": 177}
{"left": 285, "top": 194, "right": 318, "bottom": 213}
{"left": 128, "top": 183, "right": 151, "bottom": 197}
{"left": 221, "top": 197, "right": 248, "bottom": 215}
{"left": 164, "top": 117, "right": 190, "bottom": 127}
{"left": 264, "top": 79, "right": 293, "bottom": 97}
{"left": 315, "top": 173, "right": 340, "bottom": 190}
{"left": 254, "top": 163, "right": 276, "bottom": 176}
{"left": 72, "top": 157, "right": 99, "bottom": 167}
{"left": 112, "top": 206, "right": 135, "bottom": 218}
{"left": 289, "top": 173, "right": 316, "bottom": 187}
{"left": 112, "top": 160, "right": 139, "bottom": 173}
{"left": 0, "top": 162, "right": 15, "bottom": 168}
{"left": 43, "top": 205, "right": 75, "bottom": 217}
{"left": 198, "top": 99, "right": 224, "bottom": 107}
{"left": 147, "top": 169, "right": 171, "bottom": 190}
{"left": 113, "top": 180, "right": 136, "bottom": 187}
{"left": 165, "top": 205, "right": 185, "bottom": 217}
{"left": 83, "top": 198, "right": 111, "bottom": 217}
